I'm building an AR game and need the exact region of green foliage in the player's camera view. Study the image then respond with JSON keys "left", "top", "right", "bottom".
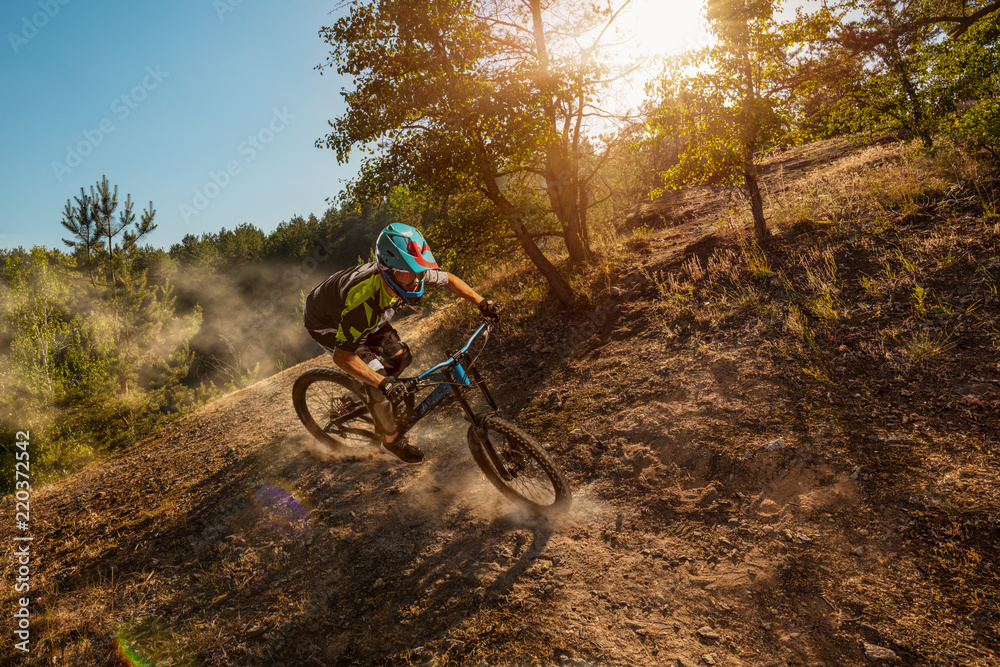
{"left": 949, "top": 98, "right": 1000, "bottom": 157}
{"left": 808, "top": 1, "right": 1000, "bottom": 153}
{"left": 265, "top": 215, "right": 322, "bottom": 261}
{"left": 165, "top": 207, "right": 392, "bottom": 271}
{"left": 647, "top": 0, "right": 829, "bottom": 240}
{"left": 169, "top": 233, "right": 222, "bottom": 267}
{"left": 1, "top": 247, "right": 76, "bottom": 403}
{"left": 644, "top": 0, "right": 999, "bottom": 242}
{"left": 819, "top": 1, "right": 940, "bottom": 147}
{"left": 316, "top": 0, "right": 639, "bottom": 303}
{"left": 168, "top": 223, "right": 266, "bottom": 268}
{"left": 420, "top": 190, "right": 511, "bottom": 280}
{"left": 0, "top": 180, "right": 212, "bottom": 492}
{"left": 933, "top": 16, "right": 1000, "bottom": 156}
{"left": 317, "top": 0, "right": 537, "bottom": 198}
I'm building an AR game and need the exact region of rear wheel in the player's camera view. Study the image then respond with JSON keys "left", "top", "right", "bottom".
{"left": 468, "top": 415, "right": 572, "bottom": 512}
{"left": 292, "top": 368, "right": 379, "bottom": 449}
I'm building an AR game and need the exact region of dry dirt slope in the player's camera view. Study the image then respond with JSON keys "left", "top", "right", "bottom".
{"left": 2, "top": 138, "right": 999, "bottom": 666}
{"left": 3, "top": 312, "right": 878, "bottom": 667}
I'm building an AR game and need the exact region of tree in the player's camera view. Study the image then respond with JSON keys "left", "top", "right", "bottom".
{"left": 60, "top": 176, "right": 187, "bottom": 396}
{"left": 925, "top": 7, "right": 1000, "bottom": 156}
{"left": 822, "top": 0, "right": 941, "bottom": 148}
{"left": 0, "top": 246, "right": 206, "bottom": 485}
{"left": 0, "top": 247, "right": 119, "bottom": 482}
{"left": 169, "top": 233, "right": 221, "bottom": 267}
{"left": 317, "top": 0, "right": 635, "bottom": 306}
{"left": 841, "top": 0, "right": 1000, "bottom": 40}
{"left": 217, "top": 223, "right": 266, "bottom": 264}
{"left": 264, "top": 214, "right": 321, "bottom": 262}
{"left": 799, "top": 1, "right": 1000, "bottom": 153}
{"left": 88, "top": 175, "right": 158, "bottom": 310}
{"left": 61, "top": 175, "right": 157, "bottom": 302}
{"left": 648, "top": 0, "right": 822, "bottom": 241}
{"left": 0, "top": 248, "right": 74, "bottom": 400}
{"left": 60, "top": 187, "right": 100, "bottom": 286}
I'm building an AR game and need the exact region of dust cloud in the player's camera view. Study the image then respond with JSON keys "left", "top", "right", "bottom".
{"left": 167, "top": 261, "right": 330, "bottom": 387}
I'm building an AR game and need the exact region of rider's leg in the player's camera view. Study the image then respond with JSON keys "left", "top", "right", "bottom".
{"left": 378, "top": 344, "right": 410, "bottom": 443}
{"left": 365, "top": 381, "right": 422, "bottom": 463}
{"left": 382, "top": 344, "right": 412, "bottom": 378}
{"left": 307, "top": 328, "right": 398, "bottom": 437}
{"left": 366, "top": 327, "right": 412, "bottom": 378}
{"left": 362, "top": 384, "right": 397, "bottom": 438}
{"left": 356, "top": 328, "right": 405, "bottom": 438}
{"left": 353, "top": 339, "right": 387, "bottom": 376}
{"left": 310, "top": 325, "right": 420, "bottom": 461}
{"left": 363, "top": 327, "right": 422, "bottom": 462}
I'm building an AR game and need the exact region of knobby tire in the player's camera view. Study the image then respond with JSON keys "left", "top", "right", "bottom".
{"left": 292, "top": 368, "right": 379, "bottom": 450}
{"left": 468, "top": 415, "right": 572, "bottom": 512}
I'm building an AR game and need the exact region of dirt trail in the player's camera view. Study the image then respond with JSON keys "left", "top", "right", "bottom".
{"left": 2, "top": 138, "right": 998, "bottom": 666}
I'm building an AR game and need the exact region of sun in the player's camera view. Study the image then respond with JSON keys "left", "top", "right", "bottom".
{"left": 596, "top": 0, "right": 708, "bottom": 113}
{"left": 620, "top": 0, "right": 708, "bottom": 58}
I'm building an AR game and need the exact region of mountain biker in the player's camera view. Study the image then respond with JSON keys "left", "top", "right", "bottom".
{"left": 303, "top": 223, "right": 500, "bottom": 464}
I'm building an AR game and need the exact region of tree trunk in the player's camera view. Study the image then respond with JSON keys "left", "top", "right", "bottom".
{"left": 564, "top": 194, "right": 590, "bottom": 263}
{"left": 480, "top": 168, "right": 576, "bottom": 306}
{"left": 738, "top": 23, "right": 768, "bottom": 244}
{"left": 544, "top": 158, "right": 591, "bottom": 264}
{"left": 745, "top": 170, "right": 768, "bottom": 243}
{"left": 889, "top": 46, "right": 934, "bottom": 149}
{"left": 531, "top": 0, "right": 591, "bottom": 266}
{"left": 39, "top": 309, "right": 52, "bottom": 397}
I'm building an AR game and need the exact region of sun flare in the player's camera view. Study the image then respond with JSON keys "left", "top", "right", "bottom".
{"left": 598, "top": 0, "right": 708, "bottom": 113}
{"left": 620, "top": 0, "right": 708, "bottom": 58}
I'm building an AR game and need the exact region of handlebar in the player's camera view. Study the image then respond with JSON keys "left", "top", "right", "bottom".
{"left": 479, "top": 299, "right": 504, "bottom": 326}
{"left": 412, "top": 306, "right": 501, "bottom": 386}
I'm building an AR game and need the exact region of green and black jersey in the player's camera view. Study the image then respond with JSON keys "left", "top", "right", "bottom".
{"left": 304, "top": 262, "right": 448, "bottom": 351}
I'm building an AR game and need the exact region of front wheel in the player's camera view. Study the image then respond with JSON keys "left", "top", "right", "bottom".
{"left": 468, "top": 415, "right": 572, "bottom": 512}
{"left": 292, "top": 368, "right": 379, "bottom": 449}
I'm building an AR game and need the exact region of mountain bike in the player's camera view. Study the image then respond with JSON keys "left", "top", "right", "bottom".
{"left": 292, "top": 316, "right": 572, "bottom": 512}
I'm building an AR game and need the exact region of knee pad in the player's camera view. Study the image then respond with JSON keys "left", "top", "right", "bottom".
{"left": 384, "top": 342, "right": 412, "bottom": 374}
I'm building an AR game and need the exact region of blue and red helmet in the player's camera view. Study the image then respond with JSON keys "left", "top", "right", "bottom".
{"left": 375, "top": 223, "right": 439, "bottom": 302}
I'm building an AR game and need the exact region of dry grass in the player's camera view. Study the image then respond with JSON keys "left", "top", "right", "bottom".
{"left": 4, "top": 138, "right": 998, "bottom": 667}
{"left": 764, "top": 142, "right": 953, "bottom": 230}
{"left": 671, "top": 140, "right": 998, "bottom": 378}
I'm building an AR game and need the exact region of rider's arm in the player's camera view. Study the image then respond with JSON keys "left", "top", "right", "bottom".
{"left": 444, "top": 272, "right": 486, "bottom": 307}
{"left": 333, "top": 347, "right": 384, "bottom": 387}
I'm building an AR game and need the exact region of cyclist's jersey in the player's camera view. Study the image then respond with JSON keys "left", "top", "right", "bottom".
{"left": 304, "top": 262, "right": 448, "bottom": 351}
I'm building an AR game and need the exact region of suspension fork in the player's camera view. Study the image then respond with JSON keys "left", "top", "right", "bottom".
{"left": 447, "top": 359, "right": 513, "bottom": 480}
{"left": 443, "top": 367, "right": 477, "bottom": 424}
{"left": 446, "top": 352, "right": 499, "bottom": 425}
{"left": 468, "top": 361, "right": 499, "bottom": 413}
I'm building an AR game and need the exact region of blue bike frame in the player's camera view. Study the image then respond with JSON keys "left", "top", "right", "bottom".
{"left": 400, "top": 322, "right": 498, "bottom": 433}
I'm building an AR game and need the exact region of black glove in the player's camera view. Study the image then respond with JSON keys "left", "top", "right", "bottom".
{"left": 479, "top": 298, "right": 502, "bottom": 324}
{"left": 378, "top": 376, "right": 410, "bottom": 406}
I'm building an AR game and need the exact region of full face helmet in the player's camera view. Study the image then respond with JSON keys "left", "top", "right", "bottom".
{"left": 374, "top": 223, "right": 439, "bottom": 303}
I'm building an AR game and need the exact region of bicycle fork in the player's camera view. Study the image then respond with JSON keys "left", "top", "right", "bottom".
{"left": 446, "top": 355, "right": 513, "bottom": 480}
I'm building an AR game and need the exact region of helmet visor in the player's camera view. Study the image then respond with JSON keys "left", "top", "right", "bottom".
{"left": 381, "top": 267, "right": 424, "bottom": 300}
{"left": 392, "top": 270, "right": 420, "bottom": 292}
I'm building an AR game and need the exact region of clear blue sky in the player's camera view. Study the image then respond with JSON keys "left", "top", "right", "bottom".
{"left": 0, "top": 0, "right": 356, "bottom": 252}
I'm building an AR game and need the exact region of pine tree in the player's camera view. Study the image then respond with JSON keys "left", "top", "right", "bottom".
{"left": 60, "top": 176, "right": 158, "bottom": 395}
{"left": 60, "top": 188, "right": 100, "bottom": 287}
